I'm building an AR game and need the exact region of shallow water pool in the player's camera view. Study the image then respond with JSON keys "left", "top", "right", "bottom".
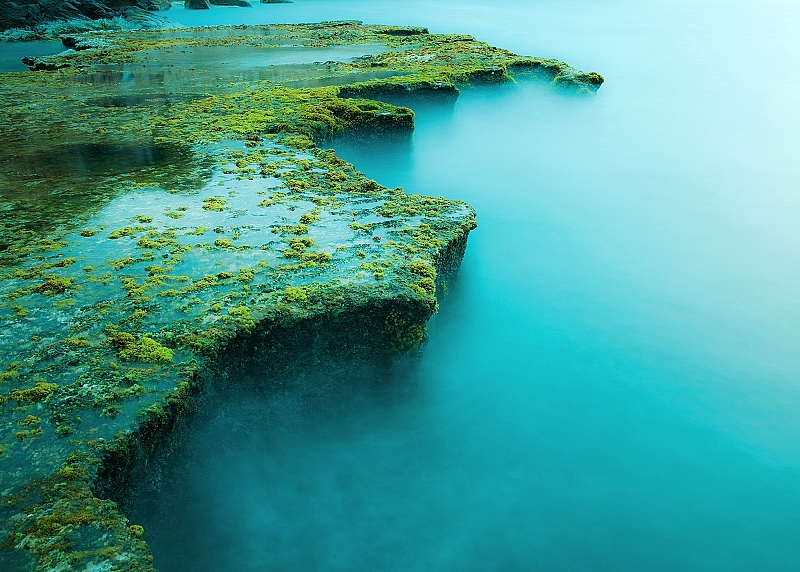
{"left": 0, "top": 39, "right": 63, "bottom": 72}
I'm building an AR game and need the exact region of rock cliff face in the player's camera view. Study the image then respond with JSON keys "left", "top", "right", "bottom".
{"left": 0, "top": 0, "right": 171, "bottom": 31}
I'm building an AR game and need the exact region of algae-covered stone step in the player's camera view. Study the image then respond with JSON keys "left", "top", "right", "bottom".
{"left": 0, "top": 21, "right": 601, "bottom": 571}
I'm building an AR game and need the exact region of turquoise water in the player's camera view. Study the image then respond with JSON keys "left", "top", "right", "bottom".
{"left": 126, "top": 0, "right": 800, "bottom": 569}
{"left": 0, "top": 40, "right": 63, "bottom": 71}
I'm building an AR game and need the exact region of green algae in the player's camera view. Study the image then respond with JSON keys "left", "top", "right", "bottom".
{"left": 0, "top": 21, "right": 601, "bottom": 572}
{"left": 202, "top": 197, "right": 228, "bottom": 211}
{"left": 408, "top": 260, "right": 437, "bottom": 280}
{"left": 10, "top": 380, "right": 59, "bottom": 404}
{"left": 30, "top": 276, "right": 75, "bottom": 296}
{"left": 118, "top": 337, "right": 174, "bottom": 364}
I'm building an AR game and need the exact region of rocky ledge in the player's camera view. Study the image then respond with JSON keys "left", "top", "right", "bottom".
{"left": 0, "top": 22, "right": 602, "bottom": 571}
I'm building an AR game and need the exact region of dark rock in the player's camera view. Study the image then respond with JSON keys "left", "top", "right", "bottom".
{"left": 210, "top": 0, "right": 251, "bottom": 5}
{"left": 380, "top": 26, "right": 429, "bottom": 36}
{"left": 118, "top": 5, "right": 171, "bottom": 25}
{"left": 22, "top": 54, "right": 72, "bottom": 70}
{"left": 260, "top": 0, "right": 292, "bottom": 3}
{"left": 184, "top": 0, "right": 210, "bottom": 8}
{"left": 0, "top": 0, "right": 115, "bottom": 30}
{"left": 141, "top": 0, "right": 171, "bottom": 9}
{"left": 0, "top": 0, "right": 173, "bottom": 30}
{"left": 61, "top": 35, "right": 80, "bottom": 48}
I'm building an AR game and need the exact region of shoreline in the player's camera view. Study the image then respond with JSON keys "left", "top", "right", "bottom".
{"left": 0, "top": 22, "right": 600, "bottom": 570}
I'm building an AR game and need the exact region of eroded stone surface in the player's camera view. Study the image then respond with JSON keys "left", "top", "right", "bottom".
{"left": 0, "top": 22, "right": 601, "bottom": 570}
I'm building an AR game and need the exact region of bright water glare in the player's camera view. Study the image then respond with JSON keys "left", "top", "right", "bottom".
{"left": 122, "top": 0, "right": 800, "bottom": 570}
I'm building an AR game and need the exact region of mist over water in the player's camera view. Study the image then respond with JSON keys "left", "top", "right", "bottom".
{"left": 123, "top": 1, "right": 800, "bottom": 570}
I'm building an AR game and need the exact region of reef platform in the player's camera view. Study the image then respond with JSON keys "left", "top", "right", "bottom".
{"left": 0, "top": 21, "right": 602, "bottom": 570}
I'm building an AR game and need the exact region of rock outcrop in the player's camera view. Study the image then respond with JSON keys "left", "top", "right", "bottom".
{"left": 118, "top": 5, "right": 171, "bottom": 25}
{"left": 209, "top": 0, "right": 251, "bottom": 6}
{"left": 0, "top": 0, "right": 115, "bottom": 31}
{"left": 0, "top": 0, "right": 172, "bottom": 31}
{"left": 139, "top": 0, "right": 171, "bottom": 9}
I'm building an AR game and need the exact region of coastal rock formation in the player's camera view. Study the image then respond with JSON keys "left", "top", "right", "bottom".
{"left": 184, "top": 0, "right": 210, "bottom": 8}
{"left": 117, "top": 6, "right": 172, "bottom": 27}
{"left": 209, "top": 0, "right": 251, "bottom": 6}
{"left": 106, "top": 0, "right": 171, "bottom": 9}
{"left": 140, "top": 0, "right": 171, "bottom": 9}
{"left": 0, "top": 0, "right": 115, "bottom": 30}
{"left": 0, "top": 0, "right": 172, "bottom": 31}
{"left": 0, "top": 22, "right": 601, "bottom": 571}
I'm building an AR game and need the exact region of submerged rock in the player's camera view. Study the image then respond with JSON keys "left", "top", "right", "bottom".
{"left": 0, "top": 22, "right": 601, "bottom": 571}
{"left": 184, "top": 0, "right": 210, "bottom": 8}
{"left": 210, "top": 0, "right": 251, "bottom": 5}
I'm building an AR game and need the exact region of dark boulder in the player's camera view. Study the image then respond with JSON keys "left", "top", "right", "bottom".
{"left": 184, "top": 0, "right": 210, "bottom": 8}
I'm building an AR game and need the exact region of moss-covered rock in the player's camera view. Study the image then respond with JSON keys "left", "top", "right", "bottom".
{"left": 0, "top": 21, "right": 600, "bottom": 571}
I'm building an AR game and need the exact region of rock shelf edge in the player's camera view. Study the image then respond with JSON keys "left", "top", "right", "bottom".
{"left": 0, "top": 22, "right": 602, "bottom": 570}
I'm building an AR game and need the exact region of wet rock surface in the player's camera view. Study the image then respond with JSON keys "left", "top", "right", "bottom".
{"left": 0, "top": 22, "right": 600, "bottom": 571}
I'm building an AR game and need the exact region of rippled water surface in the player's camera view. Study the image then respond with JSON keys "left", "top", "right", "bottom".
{"left": 19, "top": 0, "right": 800, "bottom": 570}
